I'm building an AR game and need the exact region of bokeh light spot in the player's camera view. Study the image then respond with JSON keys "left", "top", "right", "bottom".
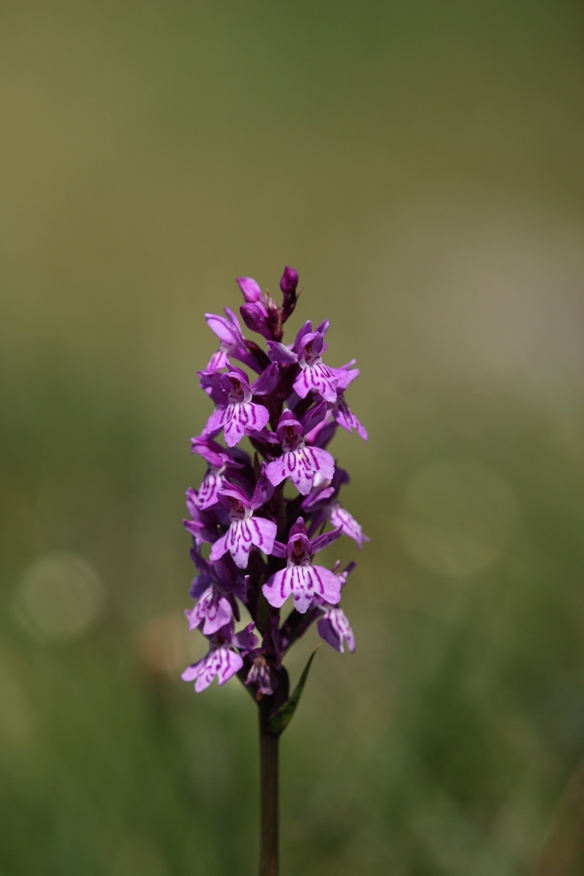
{"left": 14, "top": 551, "right": 104, "bottom": 640}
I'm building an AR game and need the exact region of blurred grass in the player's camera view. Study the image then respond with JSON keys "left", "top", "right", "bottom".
{"left": 1, "top": 1, "right": 584, "bottom": 874}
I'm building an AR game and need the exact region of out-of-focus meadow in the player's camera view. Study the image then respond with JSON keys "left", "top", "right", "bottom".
{"left": 2, "top": 2, "right": 584, "bottom": 874}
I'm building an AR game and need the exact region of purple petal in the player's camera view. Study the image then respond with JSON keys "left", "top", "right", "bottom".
{"left": 288, "top": 565, "right": 315, "bottom": 613}
{"left": 317, "top": 607, "right": 355, "bottom": 653}
{"left": 214, "top": 647, "right": 244, "bottom": 686}
{"left": 333, "top": 397, "right": 368, "bottom": 441}
{"left": 202, "top": 406, "right": 227, "bottom": 439}
{"left": 196, "top": 470, "right": 222, "bottom": 509}
{"left": 335, "top": 363, "right": 359, "bottom": 390}
{"left": 223, "top": 402, "right": 269, "bottom": 447}
{"left": 250, "top": 466, "right": 275, "bottom": 509}
{"left": 236, "top": 277, "right": 263, "bottom": 302}
{"left": 210, "top": 532, "right": 229, "bottom": 563}
{"left": 205, "top": 312, "right": 242, "bottom": 346}
{"left": 251, "top": 362, "right": 279, "bottom": 395}
{"left": 307, "top": 564, "right": 342, "bottom": 606}
{"left": 330, "top": 503, "right": 370, "bottom": 548}
{"left": 249, "top": 516, "right": 277, "bottom": 555}
{"left": 233, "top": 622, "right": 259, "bottom": 651}
{"left": 309, "top": 446, "right": 335, "bottom": 481}
{"left": 225, "top": 519, "right": 253, "bottom": 568}
{"left": 266, "top": 340, "right": 298, "bottom": 365}
{"left": 270, "top": 539, "right": 287, "bottom": 559}
{"left": 276, "top": 446, "right": 334, "bottom": 495}
{"left": 294, "top": 361, "right": 339, "bottom": 403}
{"left": 190, "top": 437, "right": 225, "bottom": 467}
{"left": 292, "top": 321, "right": 313, "bottom": 355}
{"left": 186, "top": 587, "right": 233, "bottom": 636}
{"left": 300, "top": 400, "right": 328, "bottom": 436}
{"left": 181, "top": 659, "right": 204, "bottom": 683}
{"left": 240, "top": 303, "right": 271, "bottom": 339}
{"left": 263, "top": 567, "right": 293, "bottom": 609}
{"left": 311, "top": 525, "right": 343, "bottom": 554}
{"left": 205, "top": 349, "right": 230, "bottom": 373}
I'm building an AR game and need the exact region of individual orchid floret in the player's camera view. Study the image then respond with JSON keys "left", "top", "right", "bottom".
{"left": 263, "top": 517, "right": 342, "bottom": 613}
{"left": 182, "top": 621, "right": 258, "bottom": 693}
{"left": 266, "top": 320, "right": 340, "bottom": 404}
{"left": 203, "top": 368, "right": 271, "bottom": 448}
{"left": 317, "top": 604, "right": 356, "bottom": 653}
{"left": 189, "top": 547, "right": 248, "bottom": 606}
{"left": 210, "top": 481, "right": 277, "bottom": 569}
{"left": 185, "top": 585, "right": 233, "bottom": 636}
{"left": 183, "top": 488, "right": 224, "bottom": 545}
{"left": 266, "top": 410, "right": 335, "bottom": 495}
{"left": 315, "top": 562, "right": 356, "bottom": 653}
{"left": 293, "top": 326, "right": 340, "bottom": 403}
{"left": 189, "top": 437, "right": 246, "bottom": 510}
{"left": 245, "top": 651, "right": 275, "bottom": 698}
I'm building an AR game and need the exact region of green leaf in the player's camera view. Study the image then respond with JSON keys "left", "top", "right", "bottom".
{"left": 268, "top": 646, "right": 320, "bottom": 737}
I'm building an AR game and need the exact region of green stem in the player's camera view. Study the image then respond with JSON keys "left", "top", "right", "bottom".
{"left": 259, "top": 700, "right": 279, "bottom": 876}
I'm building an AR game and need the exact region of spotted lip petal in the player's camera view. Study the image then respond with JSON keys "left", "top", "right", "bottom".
{"left": 211, "top": 513, "right": 277, "bottom": 569}
{"left": 184, "top": 648, "right": 244, "bottom": 692}
{"left": 263, "top": 562, "right": 341, "bottom": 614}
{"left": 293, "top": 360, "right": 339, "bottom": 403}
{"left": 266, "top": 445, "right": 335, "bottom": 495}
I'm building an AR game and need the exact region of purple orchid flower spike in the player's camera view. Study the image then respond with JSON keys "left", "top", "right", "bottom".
{"left": 210, "top": 480, "right": 277, "bottom": 569}
{"left": 265, "top": 410, "right": 335, "bottom": 495}
{"left": 262, "top": 517, "right": 343, "bottom": 613}
{"left": 182, "top": 620, "right": 258, "bottom": 693}
{"left": 182, "top": 267, "right": 369, "bottom": 876}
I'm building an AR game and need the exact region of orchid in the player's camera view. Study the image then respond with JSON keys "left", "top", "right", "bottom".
{"left": 180, "top": 268, "right": 368, "bottom": 876}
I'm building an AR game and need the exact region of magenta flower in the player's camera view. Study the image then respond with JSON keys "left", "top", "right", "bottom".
{"left": 202, "top": 368, "right": 272, "bottom": 448}
{"left": 265, "top": 410, "right": 335, "bottom": 495}
{"left": 263, "top": 517, "right": 342, "bottom": 613}
{"left": 210, "top": 481, "right": 277, "bottom": 569}
{"left": 317, "top": 604, "right": 355, "bottom": 653}
{"left": 182, "top": 621, "right": 257, "bottom": 692}
{"left": 185, "top": 585, "right": 233, "bottom": 636}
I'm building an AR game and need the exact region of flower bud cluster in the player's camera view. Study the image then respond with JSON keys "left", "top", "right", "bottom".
{"left": 182, "top": 268, "right": 368, "bottom": 700}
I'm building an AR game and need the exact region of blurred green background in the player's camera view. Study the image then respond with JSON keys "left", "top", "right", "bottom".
{"left": 2, "top": 1, "right": 584, "bottom": 874}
